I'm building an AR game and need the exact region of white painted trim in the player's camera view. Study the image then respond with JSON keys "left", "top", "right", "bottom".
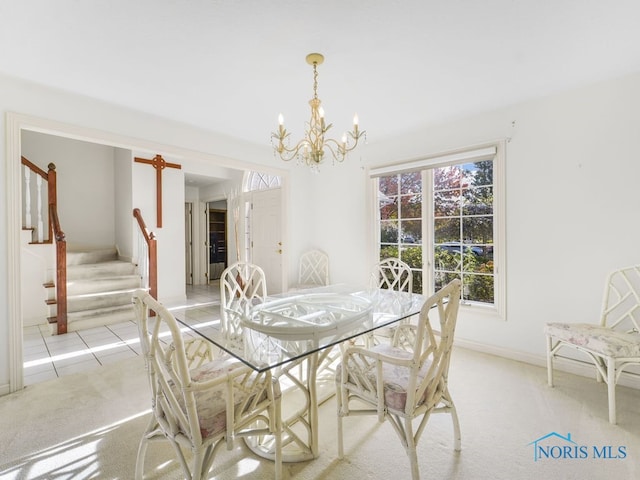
{"left": 369, "top": 143, "right": 498, "bottom": 177}
{"left": 6, "top": 112, "right": 23, "bottom": 392}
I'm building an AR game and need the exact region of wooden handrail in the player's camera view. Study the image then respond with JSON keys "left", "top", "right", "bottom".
{"left": 50, "top": 204, "right": 67, "bottom": 334}
{"left": 20, "top": 158, "right": 58, "bottom": 244}
{"left": 21, "top": 157, "right": 67, "bottom": 334}
{"left": 133, "top": 208, "right": 158, "bottom": 302}
{"left": 21, "top": 156, "right": 48, "bottom": 178}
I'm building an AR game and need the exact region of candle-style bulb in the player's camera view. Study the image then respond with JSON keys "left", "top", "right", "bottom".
{"left": 353, "top": 113, "right": 359, "bottom": 126}
{"left": 278, "top": 113, "right": 284, "bottom": 125}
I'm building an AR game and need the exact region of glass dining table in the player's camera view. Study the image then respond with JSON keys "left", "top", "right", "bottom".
{"left": 175, "top": 284, "right": 425, "bottom": 462}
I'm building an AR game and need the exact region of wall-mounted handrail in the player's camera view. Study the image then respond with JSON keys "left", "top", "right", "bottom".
{"left": 133, "top": 208, "right": 157, "bottom": 302}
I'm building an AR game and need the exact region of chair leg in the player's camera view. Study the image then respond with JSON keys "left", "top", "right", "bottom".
{"left": 404, "top": 417, "right": 420, "bottom": 480}
{"left": 274, "top": 392, "right": 283, "bottom": 480}
{"left": 135, "top": 416, "right": 158, "bottom": 480}
{"left": 607, "top": 357, "right": 617, "bottom": 424}
{"left": 450, "top": 404, "right": 462, "bottom": 452}
{"left": 134, "top": 437, "right": 148, "bottom": 480}
{"left": 336, "top": 385, "right": 345, "bottom": 459}
{"left": 546, "top": 335, "right": 554, "bottom": 387}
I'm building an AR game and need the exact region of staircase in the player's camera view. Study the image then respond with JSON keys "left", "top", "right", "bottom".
{"left": 47, "top": 246, "right": 142, "bottom": 334}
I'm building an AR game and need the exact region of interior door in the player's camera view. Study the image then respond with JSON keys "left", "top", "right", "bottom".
{"left": 250, "top": 188, "right": 284, "bottom": 293}
{"left": 184, "top": 203, "right": 193, "bottom": 285}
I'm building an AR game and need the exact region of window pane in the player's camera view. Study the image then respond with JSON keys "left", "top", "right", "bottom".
{"left": 434, "top": 217, "right": 460, "bottom": 243}
{"left": 463, "top": 186, "right": 493, "bottom": 215}
{"left": 400, "top": 172, "right": 422, "bottom": 194}
{"left": 434, "top": 165, "right": 463, "bottom": 190}
{"left": 462, "top": 216, "right": 493, "bottom": 243}
{"left": 434, "top": 190, "right": 460, "bottom": 217}
{"left": 380, "top": 245, "right": 399, "bottom": 260}
{"left": 434, "top": 271, "right": 460, "bottom": 292}
{"left": 379, "top": 176, "right": 398, "bottom": 196}
{"left": 467, "top": 160, "right": 493, "bottom": 186}
{"left": 401, "top": 220, "right": 422, "bottom": 244}
{"left": 464, "top": 273, "right": 494, "bottom": 303}
{"left": 401, "top": 246, "right": 422, "bottom": 269}
{"left": 380, "top": 220, "right": 398, "bottom": 243}
{"left": 400, "top": 194, "right": 421, "bottom": 218}
{"left": 380, "top": 196, "right": 398, "bottom": 220}
{"left": 411, "top": 269, "right": 423, "bottom": 295}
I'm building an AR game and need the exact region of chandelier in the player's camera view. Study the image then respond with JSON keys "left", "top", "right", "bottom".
{"left": 271, "top": 53, "right": 365, "bottom": 168}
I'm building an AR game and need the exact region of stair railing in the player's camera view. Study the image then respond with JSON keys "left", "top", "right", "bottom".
{"left": 50, "top": 204, "right": 67, "bottom": 334}
{"left": 133, "top": 208, "right": 157, "bottom": 302}
{"left": 21, "top": 158, "right": 68, "bottom": 334}
{"left": 21, "top": 157, "right": 56, "bottom": 243}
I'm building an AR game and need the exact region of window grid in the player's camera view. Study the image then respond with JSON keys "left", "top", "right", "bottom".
{"left": 375, "top": 145, "right": 501, "bottom": 311}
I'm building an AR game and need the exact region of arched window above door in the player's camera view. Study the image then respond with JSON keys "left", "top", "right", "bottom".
{"left": 245, "top": 171, "right": 281, "bottom": 192}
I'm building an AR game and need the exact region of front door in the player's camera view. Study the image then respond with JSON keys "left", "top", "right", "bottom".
{"left": 250, "top": 188, "right": 284, "bottom": 293}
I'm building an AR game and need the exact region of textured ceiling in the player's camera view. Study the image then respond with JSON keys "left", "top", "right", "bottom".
{"left": 2, "top": 0, "right": 640, "bottom": 150}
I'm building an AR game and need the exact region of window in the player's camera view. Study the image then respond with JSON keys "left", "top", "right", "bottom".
{"left": 246, "top": 171, "right": 281, "bottom": 191}
{"left": 371, "top": 142, "right": 505, "bottom": 316}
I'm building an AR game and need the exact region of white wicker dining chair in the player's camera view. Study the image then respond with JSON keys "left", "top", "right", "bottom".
{"left": 545, "top": 265, "right": 640, "bottom": 424}
{"left": 292, "top": 249, "right": 330, "bottom": 290}
{"left": 367, "top": 258, "right": 414, "bottom": 345}
{"left": 371, "top": 257, "right": 413, "bottom": 293}
{"left": 220, "top": 262, "right": 268, "bottom": 347}
{"left": 336, "top": 279, "right": 462, "bottom": 480}
{"left": 133, "top": 290, "right": 282, "bottom": 480}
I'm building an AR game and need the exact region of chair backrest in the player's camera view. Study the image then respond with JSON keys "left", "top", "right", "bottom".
{"left": 405, "top": 278, "right": 462, "bottom": 414}
{"left": 601, "top": 265, "right": 640, "bottom": 333}
{"left": 220, "top": 262, "right": 267, "bottom": 343}
{"left": 133, "top": 289, "right": 207, "bottom": 447}
{"left": 298, "top": 249, "right": 330, "bottom": 286}
{"left": 371, "top": 258, "right": 413, "bottom": 293}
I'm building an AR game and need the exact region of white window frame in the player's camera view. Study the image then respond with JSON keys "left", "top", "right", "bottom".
{"left": 369, "top": 140, "right": 506, "bottom": 320}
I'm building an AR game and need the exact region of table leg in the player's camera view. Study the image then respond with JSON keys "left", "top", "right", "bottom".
{"left": 244, "top": 351, "right": 320, "bottom": 462}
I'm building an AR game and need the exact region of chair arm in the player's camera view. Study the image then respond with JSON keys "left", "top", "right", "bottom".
{"left": 342, "top": 344, "right": 413, "bottom": 367}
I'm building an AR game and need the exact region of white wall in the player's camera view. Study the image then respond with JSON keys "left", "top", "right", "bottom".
{"left": 310, "top": 71, "right": 640, "bottom": 362}
{"left": 114, "top": 147, "right": 133, "bottom": 261}
{"left": 21, "top": 131, "right": 117, "bottom": 247}
{"left": 131, "top": 152, "right": 186, "bottom": 304}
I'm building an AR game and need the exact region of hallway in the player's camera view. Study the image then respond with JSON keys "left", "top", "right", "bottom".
{"left": 22, "top": 284, "right": 220, "bottom": 386}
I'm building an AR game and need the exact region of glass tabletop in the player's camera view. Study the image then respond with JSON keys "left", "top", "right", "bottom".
{"left": 176, "top": 284, "right": 425, "bottom": 372}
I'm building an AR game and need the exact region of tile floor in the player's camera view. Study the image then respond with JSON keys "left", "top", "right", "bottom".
{"left": 23, "top": 283, "right": 220, "bottom": 386}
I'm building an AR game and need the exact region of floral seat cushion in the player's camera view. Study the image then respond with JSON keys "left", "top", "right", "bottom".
{"left": 338, "top": 343, "right": 435, "bottom": 412}
{"left": 545, "top": 322, "right": 640, "bottom": 358}
{"left": 163, "top": 355, "right": 257, "bottom": 440}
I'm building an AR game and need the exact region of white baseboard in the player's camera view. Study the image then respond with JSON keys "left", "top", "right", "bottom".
{"left": 454, "top": 337, "right": 640, "bottom": 390}
{"left": 0, "top": 383, "right": 10, "bottom": 397}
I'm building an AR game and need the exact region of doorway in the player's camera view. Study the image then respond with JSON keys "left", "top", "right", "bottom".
{"left": 249, "top": 188, "right": 284, "bottom": 293}
{"left": 207, "top": 201, "right": 227, "bottom": 282}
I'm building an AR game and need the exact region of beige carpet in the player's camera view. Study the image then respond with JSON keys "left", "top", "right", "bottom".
{"left": 1, "top": 347, "right": 639, "bottom": 479}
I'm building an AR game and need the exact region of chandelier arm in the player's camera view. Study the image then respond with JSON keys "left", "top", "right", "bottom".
{"left": 272, "top": 136, "right": 310, "bottom": 162}
{"left": 322, "top": 139, "right": 349, "bottom": 163}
